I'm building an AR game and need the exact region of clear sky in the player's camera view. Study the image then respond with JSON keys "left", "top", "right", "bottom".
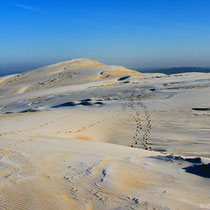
{"left": 1, "top": 0, "right": 210, "bottom": 74}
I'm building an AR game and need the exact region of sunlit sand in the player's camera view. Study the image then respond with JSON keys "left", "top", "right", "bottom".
{"left": 0, "top": 58, "right": 210, "bottom": 209}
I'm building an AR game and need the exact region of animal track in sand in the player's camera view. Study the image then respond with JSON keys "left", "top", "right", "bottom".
{"left": 123, "top": 89, "right": 152, "bottom": 150}
{"left": 0, "top": 111, "right": 78, "bottom": 139}
{"left": 0, "top": 92, "right": 106, "bottom": 143}
{"left": 0, "top": 87, "right": 152, "bottom": 151}
{"left": 1, "top": 100, "right": 103, "bottom": 138}
{"left": 60, "top": 109, "right": 122, "bottom": 135}
{"left": 63, "top": 158, "right": 105, "bottom": 202}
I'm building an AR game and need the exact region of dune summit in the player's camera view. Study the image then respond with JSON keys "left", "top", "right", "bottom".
{"left": 0, "top": 58, "right": 140, "bottom": 96}
{"left": 0, "top": 58, "right": 210, "bottom": 209}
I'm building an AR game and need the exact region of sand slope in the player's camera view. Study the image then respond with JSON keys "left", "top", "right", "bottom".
{"left": 0, "top": 58, "right": 210, "bottom": 209}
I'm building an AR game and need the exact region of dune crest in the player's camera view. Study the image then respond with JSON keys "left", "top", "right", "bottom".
{"left": 59, "top": 58, "right": 104, "bottom": 69}
{"left": 0, "top": 58, "right": 141, "bottom": 96}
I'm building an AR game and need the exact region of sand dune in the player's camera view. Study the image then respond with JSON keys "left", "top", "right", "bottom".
{"left": 0, "top": 58, "right": 210, "bottom": 209}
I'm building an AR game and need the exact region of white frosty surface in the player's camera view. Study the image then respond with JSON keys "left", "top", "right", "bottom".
{"left": 0, "top": 58, "right": 210, "bottom": 209}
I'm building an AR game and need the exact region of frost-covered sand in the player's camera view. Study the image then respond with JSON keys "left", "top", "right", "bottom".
{"left": 0, "top": 58, "right": 210, "bottom": 209}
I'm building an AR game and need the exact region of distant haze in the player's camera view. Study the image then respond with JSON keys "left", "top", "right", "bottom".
{"left": 0, "top": 62, "right": 52, "bottom": 76}
{"left": 1, "top": 61, "right": 210, "bottom": 77}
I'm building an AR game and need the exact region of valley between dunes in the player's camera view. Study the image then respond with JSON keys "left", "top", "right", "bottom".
{"left": 0, "top": 58, "right": 210, "bottom": 209}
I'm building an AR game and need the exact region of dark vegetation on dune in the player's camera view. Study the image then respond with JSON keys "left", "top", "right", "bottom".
{"left": 149, "top": 88, "right": 156, "bottom": 92}
{"left": 52, "top": 102, "right": 77, "bottom": 108}
{"left": 118, "top": 76, "right": 130, "bottom": 81}
{"left": 52, "top": 99, "right": 104, "bottom": 108}
{"left": 20, "top": 109, "right": 39, "bottom": 113}
{"left": 192, "top": 107, "right": 210, "bottom": 111}
{"left": 80, "top": 101, "right": 92, "bottom": 106}
{"left": 81, "top": 99, "right": 92, "bottom": 102}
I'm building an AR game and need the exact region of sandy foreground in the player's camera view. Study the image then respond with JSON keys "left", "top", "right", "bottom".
{"left": 0, "top": 58, "right": 210, "bottom": 209}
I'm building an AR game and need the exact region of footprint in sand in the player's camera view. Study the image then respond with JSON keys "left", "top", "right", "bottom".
{"left": 124, "top": 88, "right": 152, "bottom": 150}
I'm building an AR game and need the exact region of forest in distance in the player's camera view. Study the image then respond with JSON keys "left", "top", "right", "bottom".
{"left": 137, "top": 66, "right": 210, "bottom": 74}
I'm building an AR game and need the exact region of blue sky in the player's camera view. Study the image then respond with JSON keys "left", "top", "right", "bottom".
{"left": 0, "top": 0, "right": 210, "bottom": 74}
